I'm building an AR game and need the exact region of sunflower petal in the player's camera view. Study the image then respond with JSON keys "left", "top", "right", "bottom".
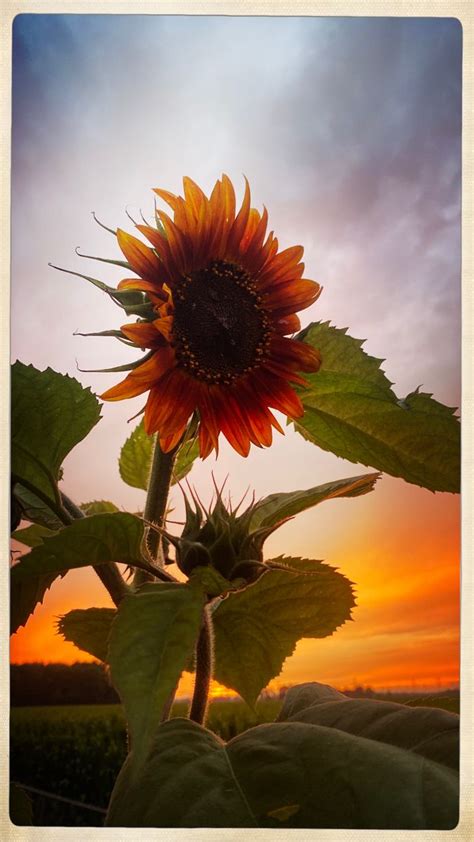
{"left": 100, "top": 347, "right": 175, "bottom": 401}
{"left": 116, "top": 229, "right": 162, "bottom": 284}
{"left": 120, "top": 321, "right": 166, "bottom": 349}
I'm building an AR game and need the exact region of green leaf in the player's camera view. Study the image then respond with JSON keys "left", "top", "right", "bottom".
{"left": 251, "top": 472, "right": 380, "bottom": 530}
{"left": 296, "top": 322, "right": 460, "bottom": 493}
{"left": 108, "top": 582, "right": 205, "bottom": 770}
{"left": 190, "top": 565, "right": 238, "bottom": 597}
{"left": 10, "top": 513, "right": 144, "bottom": 633}
{"left": 57, "top": 607, "right": 117, "bottom": 661}
{"left": 80, "top": 500, "right": 120, "bottom": 515}
{"left": 106, "top": 717, "right": 458, "bottom": 829}
{"left": 119, "top": 420, "right": 200, "bottom": 490}
{"left": 119, "top": 420, "right": 154, "bottom": 490}
{"left": 278, "top": 682, "right": 459, "bottom": 771}
{"left": 10, "top": 783, "right": 33, "bottom": 826}
{"left": 11, "top": 363, "right": 102, "bottom": 506}
{"left": 12, "top": 512, "right": 144, "bottom": 579}
{"left": 12, "top": 483, "right": 65, "bottom": 531}
{"left": 212, "top": 556, "right": 355, "bottom": 706}
{"left": 11, "top": 568, "right": 62, "bottom": 634}
{"left": 174, "top": 437, "right": 201, "bottom": 483}
{"left": 12, "top": 524, "right": 57, "bottom": 547}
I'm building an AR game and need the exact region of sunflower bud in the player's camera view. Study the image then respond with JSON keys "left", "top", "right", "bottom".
{"left": 164, "top": 485, "right": 288, "bottom": 584}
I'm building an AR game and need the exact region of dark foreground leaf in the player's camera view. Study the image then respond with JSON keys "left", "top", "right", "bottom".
{"left": 10, "top": 513, "right": 144, "bottom": 633}
{"left": 12, "top": 483, "right": 64, "bottom": 531}
{"left": 57, "top": 607, "right": 117, "bottom": 662}
{"left": 106, "top": 716, "right": 458, "bottom": 829}
{"left": 278, "top": 682, "right": 459, "bottom": 771}
{"left": 297, "top": 322, "right": 460, "bottom": 493}
{"left": 12, "top": 524, "right": 57, "bottom": 548}
{"left": 212, "top": 556, "right": 355, "bottom": 706}
{"left": 108, "top": 582, "right": 205, "bottom": 769}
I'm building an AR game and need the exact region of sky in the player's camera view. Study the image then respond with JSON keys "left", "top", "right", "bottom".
{"left": 10, "top": 14, "right": 461, "bottom": 694}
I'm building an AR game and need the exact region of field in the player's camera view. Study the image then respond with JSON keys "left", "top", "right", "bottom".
{"left": 10, "top": 694, "right": 459, "bottom": 827}
{"left": 10, "top": 698, "right": 281, "bottom": 826}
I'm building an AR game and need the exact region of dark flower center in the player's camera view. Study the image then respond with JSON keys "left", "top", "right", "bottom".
{"left": 173, "top": 260, "right": 271, "bottom": 384}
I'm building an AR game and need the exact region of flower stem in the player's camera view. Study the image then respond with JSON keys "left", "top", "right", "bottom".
{"left": 134, "top": 437, "right": 178, "bottom": 586}
{"left": 189, "top": 609, "right": 213, "bottom": 725}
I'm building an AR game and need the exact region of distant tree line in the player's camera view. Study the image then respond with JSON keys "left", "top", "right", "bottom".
{"left": 11, "top": 663, "right": 460, "bottom": 707}
{"left": 11, "top": 663, "right": 119, "bottom": 706}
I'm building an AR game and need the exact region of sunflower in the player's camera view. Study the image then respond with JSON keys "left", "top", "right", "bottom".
{"left": 100, "top": 176, "right": 321, "bottom": 457}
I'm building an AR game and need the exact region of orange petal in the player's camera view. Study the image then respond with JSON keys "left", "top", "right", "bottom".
{"left": 264, "top": 358, "right": 309, "bottom": 386}
{"left": 160, "top": 424, "right": 188, "bottom": 453}
{"left": 274, "top": 313, "right": 301, "bottom": 335}
{"left": 257, "top": 245, "right": 305, "bottom": 288}
{"left": 232, "top": 380, "right": 276, "bottom": 446}
{"left": 252, "top": 369, "right": 304, "bottom": 418}
{"left": 153, "top": 315, "right": 174, "bottom": 342}
{"left": 156, "top": 210, "right": 190, "bottom": 274}
{"left": 270, "top": 336, "right": 322, "bottom": 373}
{"left": 265, "top": 279, "right": 322, "bottom": 316}
{"left": 183, "top": 176, "right": 207, "bottom": 219}
{"left": 120, "top": 321, "right": 166, "bottom": 349}
{"left": 212, "top": 388, "right": 252, "bottom": 456}
{"left": 226, "top": 177, "right": 251, "bottom": 258}
{"left": 153, "top": 187, "right": 179, "bottom": 212}
{"left": 242, "top": 206, "right": 268, "bottom": 260}
{"left": 198, "top": 422, "right": 215, "bottom": 459}
{"left": 144, "top": 368, "right": 199, "bottom": 436}
{"left": 116, "top": 229, "right": 163, "bottom": 284}
{"left": 221, "top": 174, "right": 236, "bottom": 227}
{"left": 197, "top": 386, "right": 220, "bottom": 455}
{"left": 100, "top": 347, "right": 175, "bottom": 402}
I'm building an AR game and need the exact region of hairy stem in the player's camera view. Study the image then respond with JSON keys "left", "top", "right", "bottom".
{"left": 61, "top": 492, "right": 128, "bottom": 607}
{"left": 134, "top": 438, "right": 178, "bottom": 586}
{"left": 189, "top": 610, "right": 213, "bottom": 725}
{"left": 160, "top": 678, "right": 180, "bottom": 724}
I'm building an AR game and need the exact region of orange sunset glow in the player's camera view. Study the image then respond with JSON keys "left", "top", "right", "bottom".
{"left": 11, "top": 470, "right": 460, "bottom": 694}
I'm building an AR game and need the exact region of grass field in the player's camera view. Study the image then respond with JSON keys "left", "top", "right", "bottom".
{"left": 10, "top": 698, "right": 282, "bottom": 826}
{"left": 10, "top": 693, "right": 458, "bottom": 827}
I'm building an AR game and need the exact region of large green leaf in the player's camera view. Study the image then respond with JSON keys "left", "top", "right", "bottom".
{"left": 12, "top": 524, "right": 57, "bottom": 548}
{"left": 108, "top": 582, "right": 205, "bottom": 770}
{"left": 12, "top": 512, "right": 144, "bottom": 579}
{"left": 55, "top": 568, "right": 239, "bottom": 665}
{"left": 10, "top": 569, "right": 62, "bottom": 634}
{"left": 106, "top": 717, "right": 458, "bottom": 828}
{"left": 250, "top": 472, "right": 380, "bottom": 530}
{"left": 11, "top": 362, "right": 101, "bottom": 506}
{"left": 212, "top": 556, "right": 355, "bottom": 706}
{"left": 12, "top": 483, "right": 65, "bottom": 530}
{"left": 10, "top": 513, "right": 144, "bottom": 633}
{"left": 278, "top": 682, "right": 459, "bottom": 770}
{"left": 119, "top": 420, "right": 200, "bottom": 490}
{"left": 296, "top": 322, "right": 460, "bottom": 493}
{"left": 57, "top": 607, "right": 117, "bottom": 662}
